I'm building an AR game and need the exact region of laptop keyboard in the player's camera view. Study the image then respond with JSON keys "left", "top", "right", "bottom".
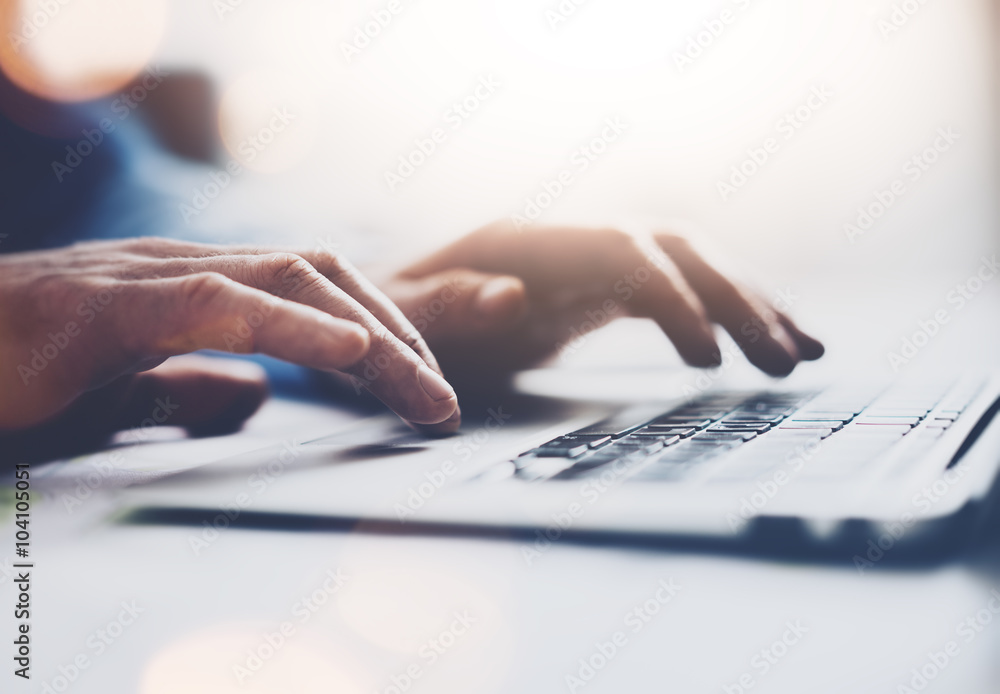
{"left": 487, "top": 381, "right": 984, "bottom": 484}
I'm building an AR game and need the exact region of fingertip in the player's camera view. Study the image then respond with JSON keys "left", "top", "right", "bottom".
{"left": 760, "top": 354, "right": 798, "bottom": 378}
{"left": 676, "top": 325, "right": 722, "bottom": 369}
{"left": 474, "top": 276, "right": 526, "bottom": 323}
{"left": 411, "top": 406, "right": 462, "bottom": 437}
{"left": 747, "top": 339, "right": 799, "bottom": 377}
{"left": 797, "top": 336, "right": 825, "bottom": 361}
{"left": 777, "top": 315, "right": 825, "bottom": 361}
{"left": 684, "top": 347, "right": 723, "bottom": 369}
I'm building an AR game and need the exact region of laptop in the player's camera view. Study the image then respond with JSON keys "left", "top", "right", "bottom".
{"left": 35, "top": 337, "right": 988, "bottom": 564}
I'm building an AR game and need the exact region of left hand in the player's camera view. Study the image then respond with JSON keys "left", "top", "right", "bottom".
{"left": 380, "top": 221, "right": 824, "bottom": 387}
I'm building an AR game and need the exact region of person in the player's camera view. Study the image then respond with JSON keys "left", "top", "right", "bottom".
{"left": 0, "top": 69, "right": 824, "bottom": 452}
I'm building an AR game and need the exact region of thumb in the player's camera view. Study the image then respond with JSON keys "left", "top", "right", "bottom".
{"left": 113, "top": 355, "right": 269, "bottom": 436}
{"left": 2, "top": 356, "right": 269, "bottom": 464}
{"left": 392, "top": 268, "right": 527, "bottom": 341}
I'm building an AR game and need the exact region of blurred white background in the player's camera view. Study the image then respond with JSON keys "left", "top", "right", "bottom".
{"left": 143, "top": 0, "right": 997, "bottom": 272}
{"left": 6, "top": 0, "right": 999, "bottom": 375}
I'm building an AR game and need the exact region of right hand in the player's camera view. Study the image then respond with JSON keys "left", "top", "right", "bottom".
{"left": 0, "top": 238, "right": 460, "bottom": 436}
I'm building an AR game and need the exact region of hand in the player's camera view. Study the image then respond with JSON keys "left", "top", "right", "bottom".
{"left": 381, "top": 221, "right": 824, "bottom": 387}
{"left": 0, "top": 238, "right": 460, "bottom": 440}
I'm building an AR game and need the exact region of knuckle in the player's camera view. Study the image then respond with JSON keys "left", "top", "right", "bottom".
{"left": 180, "top": 272, "right": 232, "bottom": 311}
{"left": 258, "top": 253, "right": 318, "bottom": 293}
{"left": 315, "top": 250, "right": 353, "bottom": 281}
{"left": 397, "top": 327, "right": 430, "bottom": 355}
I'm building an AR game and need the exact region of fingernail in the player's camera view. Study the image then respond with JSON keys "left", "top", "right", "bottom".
{"left": 418, "top": 365, "right": 456, "bottom": 402}
{"left": 475, "top": 277, "right": 522, "bottom": 318}
{"left": 322, "top": 315, "right": 368, "bottom": 340}
{"left": 321, "top": 317, "right": 370, "bottom": 360}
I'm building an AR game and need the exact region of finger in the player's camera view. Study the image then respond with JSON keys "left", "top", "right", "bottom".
{"left": 114, "top": 273, "right": 371, "bottom": 372}
{"left": 400, "top": 226, "right": 722, "bottom": 368}
{"left": 281, "top": 249, "right": 451, "bottom": 374}
{"left": 120, "top": 238, "right": 451, "bottom": 375}
{"left": 655, "top": 233, "right": 802, "bottom": 376}
{"left": 776, "top": 313, "right": 825, "bottom": 360}
{"left": 140, "top": 256, "right": 460, "bottom": 430}
{"left": 386, "top": 269, "right": 528, "bottom": 341}
{"left": 0, "top": 357, "right": 269, "bottom": 464}
{"left": 623, "top": 237, "right": 722, "bottom": 368}
{"left": 112, "top": 356, "right": 269, "bottom": 436}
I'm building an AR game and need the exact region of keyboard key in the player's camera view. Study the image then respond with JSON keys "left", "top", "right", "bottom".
{"left": 670, "top": 409, "right": 729, "bottom": 420}
{"left": 571, "top": 417, "right": 650, "bottom": 438}
{"left": 515, "top": 458, "right": 575, "bottom": 480}
{"left": 793, "top": 411, "right": 857, "bottom": 421}
{"left": 855, "top": 416, "right": 921, "bottom": 426}
{"left": 608, "top": 439, "right": 669, "bottom": 455}
{"left": 651, "top": 417, "right": 713, "bottom": 428}
{"left": 787, "top": 420, "right": 844, "bottom": 431}
{"left": 572, "top": 435, "right": 613, "bottom": 448}
{"left": 693, "top": 431, "right": 757, "bottom": 442}
{"left": 533, "top": 442, "right": 591, "bottom": 457}
{"left": 853, "top": 423, "right": 917, "bottom": 435}
{"left": 864, "top": 409, "right": 929, "bottom": 418}
{"left": 925, "top": 420, "right": 953, "bottom": 429}
{"left": 723, "top": 414, "right": 785, "bottom": 424}
{"left": 709, "top": 423, "right": 772, "bottom": 434}
{"left": 778, "top": 424, "right": 836, "bottom": 432}
{"left": 639, "top": 425, "right": 698, "bottom": 437}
